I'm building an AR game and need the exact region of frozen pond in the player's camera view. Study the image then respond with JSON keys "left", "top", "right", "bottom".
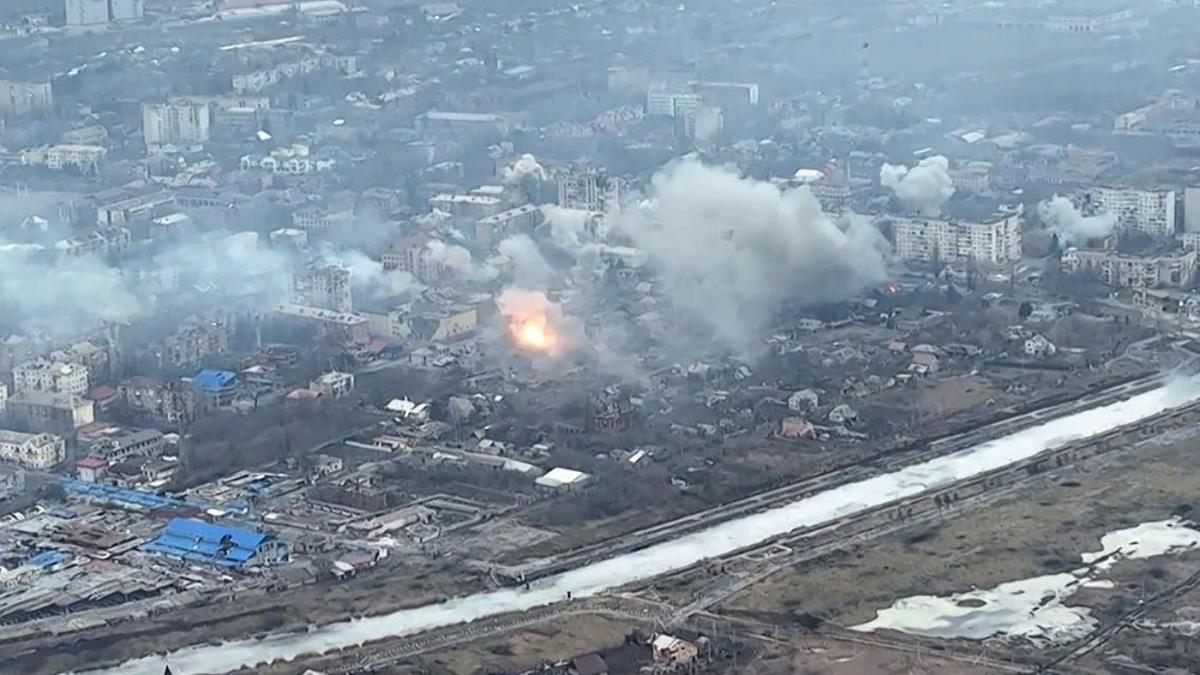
{"left": 86, "top": 378, "right": 1200, "bottom": 675}
{"left": 854, "top": 518, "right": 1200, "bottom": 643}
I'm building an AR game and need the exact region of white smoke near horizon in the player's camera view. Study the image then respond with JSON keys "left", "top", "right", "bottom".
{"left": 612, "top": 159, "right": 889, "bottom": 355}
{"left": 502, "top": 153, "right": 547, "bottom": 184}
{"left": 1038, "top": 195, "right": 1116, "bottom": 245}
{"left": 881, "top": 155, "right": 955, "bottom": 216}
{"left": 497, "top": 234, "right": 556, "bottom": 289}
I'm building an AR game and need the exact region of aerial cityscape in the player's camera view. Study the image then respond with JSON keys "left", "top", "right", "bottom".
{"left": 1, "top": 0, "right": 1200, "bottom": 674}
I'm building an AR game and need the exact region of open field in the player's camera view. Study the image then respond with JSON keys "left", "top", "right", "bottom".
{"left": 714, "top": 424, "right": 1200, "bottom": 665}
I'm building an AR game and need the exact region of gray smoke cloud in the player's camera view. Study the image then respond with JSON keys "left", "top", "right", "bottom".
{"left": 612, "top": 159, "right": 889, "bottom": 355}
{"left": 541, "top": 205, "right": 594, "bottom": 251}
{"left": 497, "top": 234, "right": 556, "bottom": 288}
{"left": 425, "top": 239, "right": 496, "bottom": 281}
{"left": 880, "top": 155, "right": 955, "bottom": 216}
{"left": 0, "top": 246, "right": 142, "bottom": 333}
{"left": 1038, "top": 195, "right": 1116, "bottom": 245}
{"left": 502, "top": 153, "right": 547, "bottom": 184}
{"left": 314, "top": 246, "right": 422, "bottom": 303}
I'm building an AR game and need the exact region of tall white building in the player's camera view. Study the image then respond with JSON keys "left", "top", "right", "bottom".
{"left": 293, "top": 264, "right": 353, "bottom": 313}
{"left": 142, "top": 101, "right": 211, "bottom": 148}
{"left": 65, "top": 0, "right": 108, "bottom": 25}
{"left": 0, "top": 430, "right": 64, "bottom": 470}
{"left": 107, "top": 0, "right": 144, "bottom": 21}
{"left": 0, "top": 81, "right": 53, "bottom": 119}
{"left": 646, "top": 89, "right": 703, "bottom": 118}
{"left": 13, "top": 360, "right": 89, "bottom": 398}
{"left": 0, "top": 382, "right": 7, "bottom": 417}
{"left": 1084, "top": 186, "right": 1176, "bottom": 238}
{"left": 893, "top": 213, "right": 1022, "bottom": 265}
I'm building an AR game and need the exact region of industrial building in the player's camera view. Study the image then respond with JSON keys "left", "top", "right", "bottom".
{"left": 143, "top": 518, "right": 290, "bottom": 568}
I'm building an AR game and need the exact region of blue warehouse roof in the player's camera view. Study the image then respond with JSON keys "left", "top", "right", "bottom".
{"left": 143, "top": 518, "right": 268, "bottom": 567}
{"left": 193, "top": 369, "right": 236, "bottom": 392}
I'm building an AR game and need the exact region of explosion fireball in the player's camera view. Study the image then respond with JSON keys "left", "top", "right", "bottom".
{"left": 514, "top": 317, "right": 555, "bottom": 352}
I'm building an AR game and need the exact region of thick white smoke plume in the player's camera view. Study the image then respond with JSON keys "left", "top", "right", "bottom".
{"left": 496, "top": 287, "right": 585, "bottom": 359}
{"left": 0, "top": 247, "right": 141, "bottom": 332}
{"left": 425, "top": 239, "right": 494, "bottom": 281}
{"left": 613, "top": 160, "right": 889, "bottom": 354}
{"left": 541, "top": 204, "right": 593, "bottom": 251}
{"left": 502, "top": 153, "right": 547, "bottom": 184}
{"left": 316, "top": 247, "right": 421, "bottom": 302}
{"left": 497, "top": 234, "right": 556, "bottom": 288}
{"left": 1038, "top": 195, "right": 1116, "bottom": 245}
{"left": 880, "top": 155, "right": 955, "bottom": 216}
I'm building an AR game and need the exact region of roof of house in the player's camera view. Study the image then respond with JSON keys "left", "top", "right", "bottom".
{"left": 143, "top": 518, "right": 268, "bottom": 567}
{"left": 193, "top": 369, "right": 236, "bottom": 392}
{"left": 573, "top": 653, "right": 609, "bottom": 675}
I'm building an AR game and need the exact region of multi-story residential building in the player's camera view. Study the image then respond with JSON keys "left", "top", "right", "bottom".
{"left": 87, "top": 428, "right": 164, "bottom": 463}
{"left": 291, "top": 203, "right": 353, "bottom": 234}
{"left": 1062, "top": 246, "right": 1197, "bottom": 289}
{"left": 310, "top": 371, "right": 355, "bottom": 399}
{"left": 473, "top": 204, "right": 542, "bottom": 247}
{"left": 382, "top": 233, "right": 446, "bottom": 282}
{"left": 428, "top": 194, "right": 506, "bottom": 222}
{"left": 13, "top": 360, "right": 89, "bottom": 397}
{"left": 7, "top": 391, "right": 95, "bottom": 436}
{"left": 1083, "top": 186, "right": 1176, "bottom": 238}
{"left": 53, "top": 226, "right": 131, "bottom": 258}
{"left": 293, "top": 264, "right": 353, "bottom": 313}
{"left": 893, "top": 212, "right": 1023, "bottom": 265}
{"left": 646, "top": 89, "right": 703, "bottom": 118}
{"left": 0, "top": 430, "right": 65, "bottom": 470}
{"left": 119, "top": 377, "right": 199, "bottom": 428}
{"left": 0, "top": 382, "right": 7, "bottom": 417}
{"left": 556, "top": 169, "right": 623, "bottom": 212}
{"left": 142, "top": 101, "right": 211, "bottom": 147}
{"left": 65, "top": 0, "right": 108, "bottom": 25}
{"left": 0, "top": 80, "right": 53, "bottom": 119}
{"left": 45, "top": 144, "right": 106, "bottom": 173}
{"left": 158, "top": 318, "right": 231, "bottom": 369}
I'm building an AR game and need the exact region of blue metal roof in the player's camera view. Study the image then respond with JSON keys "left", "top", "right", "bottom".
{"left": 143, "top": 518, "right": 268, "bottom": 567}
{"left": 193, "top": 369, "right": 236, "bottom": 392}
{"left": 27, "top": 550, "right": 69, "bottom": 568}
{"left": 59, "top": 478, "right": 249, "bottom": 516}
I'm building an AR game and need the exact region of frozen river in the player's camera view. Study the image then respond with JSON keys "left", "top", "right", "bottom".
{"left": 85, "top": 378, "right": 1200, "bottom": 675}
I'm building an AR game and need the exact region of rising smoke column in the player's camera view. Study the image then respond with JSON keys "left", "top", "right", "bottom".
{"left": 425, "top": 239, "right": 496, "bottom": 281}
{"left": 497, "top": 234, "right": 556, "bottom": 289}
{"left": 1038, "top": 195, "right": 1116, "bottom": 245}
{"left": 612, "top": 159, "right": 889, "bottom": 355}
{"left": 502, "top": 153, "right": 548, "bottom": 184}
{"left": 880, "top": 155, "right": 956, "bottom": 216}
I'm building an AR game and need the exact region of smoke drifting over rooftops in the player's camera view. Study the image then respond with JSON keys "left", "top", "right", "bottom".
{"left": 1038, "top": 195, "right": 1116, "bottom": 245}
{"left": 880, "top": 155, "right": 955, "bottom": 217}
{"left": 612, "top": 159, "right": 889, "bottom": 355}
